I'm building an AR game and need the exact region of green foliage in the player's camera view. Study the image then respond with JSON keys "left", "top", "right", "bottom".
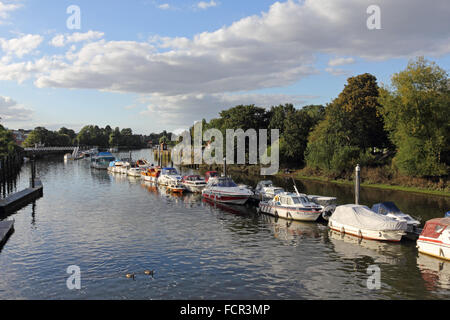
{"left": 306, "top": 73, "right": 386, "bottom": 174}
{"left": 24, "top": 127, "right": 72, "bottom": 147}
{"left": 0, "top": 125, "right": 21, "bottom": 157}
{"left": 379, "top": 57, "right": 449, "bottom": 177}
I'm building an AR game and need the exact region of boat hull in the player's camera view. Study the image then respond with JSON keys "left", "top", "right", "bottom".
{"left": 259, "top": 202, "right": 321, "bottom": 222}
{"left": 183, "top": 183, "right": 206, "bottom": 193}
{"left": 202, "top": 191, "right": 250, "bottom": 205}
{"left": 328, "top": 219, "right": 404, "bottom": 242}
{"left": 417, "top": 237, "right": 450, "bottom": 261}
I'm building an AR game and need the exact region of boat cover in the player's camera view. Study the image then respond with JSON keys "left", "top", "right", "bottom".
{"left": 331, "top": 204, "right": 407, "bottom": 231}
{"left": 371, "top": 202, "right": 401, "bottom": 215}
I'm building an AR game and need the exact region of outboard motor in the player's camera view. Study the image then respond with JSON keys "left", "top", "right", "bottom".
{"left": 321, "top": 205, "right": 337, "bottom": 221}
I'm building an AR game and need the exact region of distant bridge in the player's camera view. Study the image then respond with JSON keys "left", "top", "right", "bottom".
{"left": 23, "top": 146, "right": 82, "bottom": 157}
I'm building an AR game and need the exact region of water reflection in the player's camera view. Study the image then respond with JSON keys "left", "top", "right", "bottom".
{"left": 417, "top": 254, "right": 450, "bottom": 291}
{"left": 0, "top": 151, "right": 449, "bottom": 299}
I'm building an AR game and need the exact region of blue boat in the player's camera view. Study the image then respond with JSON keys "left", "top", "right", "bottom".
{"left": 91, "top": 152, "right": 116, "bottom": 170}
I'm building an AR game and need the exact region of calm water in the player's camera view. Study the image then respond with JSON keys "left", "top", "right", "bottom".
{"left": 0, "top": 149, "right": 449, "bottom": 300}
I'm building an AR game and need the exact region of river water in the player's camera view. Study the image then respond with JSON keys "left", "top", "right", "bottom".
{"left": 0, "top": 149, "right": 449, "bottom": 300}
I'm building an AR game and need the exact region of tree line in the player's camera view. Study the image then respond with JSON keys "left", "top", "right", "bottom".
{"left": 22, "top": 125, "right": 174, "bottom": 149}
{"left": 196, "top": 57, "right": 449, "bottom": 178}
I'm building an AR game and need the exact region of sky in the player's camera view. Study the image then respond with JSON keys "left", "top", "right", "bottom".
{"left": 0, "top": 0, "right": 449, "bottom": 135}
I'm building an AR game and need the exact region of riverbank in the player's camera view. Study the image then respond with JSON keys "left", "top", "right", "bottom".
{"left": 194, "top": 164, "right": 450, "bottom": 197}
{"left": 280, "top": 167, "right": 450, "bottom": 197}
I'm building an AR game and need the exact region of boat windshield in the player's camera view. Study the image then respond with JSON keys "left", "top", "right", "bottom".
{"left": 291, "top": 196, "right": 310, "bottom": 205}
{"left": 212, "top": 178, "right": 237, "bottom": 188}
{"left": 163, "top": 168, "right": 178, "bottom": 175}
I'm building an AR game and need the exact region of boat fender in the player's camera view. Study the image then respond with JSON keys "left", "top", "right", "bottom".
{"left": 358, "top": 229, "right": 362, "bottom": 238}
{"left": 287, "top": 212, "right": 293, "bottom": 220}
{"left": 340, "top": 226, "right": 345, "bottom": 234}
{"left": 440, "top": 248, "right": 445, "bottom": 258}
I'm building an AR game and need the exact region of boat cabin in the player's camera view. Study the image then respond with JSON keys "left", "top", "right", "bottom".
{"left": 161, "top": 167, "right": 179, "bottom": 175}
{"left": 207, "top": 177, "right": 237, "bottom": 188}
{"left": 421, "top": 218, "right": 450, "bottom": 240}
{"left": 273, "top": 193, "right": 316, "bottom": 207}
{"left": 205, "top": 171, "right": 219, "bottom": 182}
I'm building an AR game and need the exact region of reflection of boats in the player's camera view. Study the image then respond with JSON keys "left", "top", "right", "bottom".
{"left": 91, "top": 152, "right": 116, "bottom": 170}
{"left": 252, "top": 180, "right": 284, "bottom": 202}
{"left": 182, "top": 175, "right": 207, "bottom": 193}
{"left": 328, "top": 229, "right": 404, "bottom": 265}
{"left": 328, "top": 205, "right": 407, "bottom": 242}
{"left": 202, "top": 197, "right": 252, "bottom": 215}
{"left": 371, "top": 202, "right": 421, "bottom": 240}
{"left": 259, "top": 192, "right": 323, "bottom": 222}
{"left": 417, "top": 218, "right": 450, "bottom": 261}
{"left": 261, "top": 214, "right": 322, "bottom": 242}
{"left": 417, "top": 254, "right": 450, "bottom": 291}
{"left": 158, "top": 167, "right": 182, "bottom": 186}
{"left": 202, "top": 177, "right": 253, "bottom": 205}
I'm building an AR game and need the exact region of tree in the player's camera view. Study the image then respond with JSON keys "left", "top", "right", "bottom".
{"left": 0, "top": 125, "right": 21, "bottom": 157}
{"left": 305, "top": 73, "right": 387, "bottom": 174}
{"left": 379, "top": 57, "right": 449, "bottom": 176}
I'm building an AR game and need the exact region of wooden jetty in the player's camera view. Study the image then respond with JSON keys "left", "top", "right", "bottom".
{"left": 0, "top": 178, "right": 43, "bottom": 216}
{"left": 0, "top": 220, "right": 14, "bottom": 247}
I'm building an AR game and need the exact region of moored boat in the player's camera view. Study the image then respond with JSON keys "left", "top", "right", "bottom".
{"left": 167, "top": 180, "right": 186, "bottom": 194}
{"left": 258, "top": 192, "right": 323, "bottom": 222}
{"left": 202, "top": 177, "right": 253, "bottom": 205}
{"left": 158, "top": 167, "right": 182, "bottom": 186}
{"left": 91, "top": 152, "right": 116, "bottom": 170}
{"left": 328, "top": 204, "right": 407, "bottom": 242}
{"left": 127, "top": 164, "right": 142, "bottom": 177}
{"left": 141, "top": 167, "right": 161, "bottom": 183}
{"left": 371, "top": 202, "right": 421, "bottom": 240}
{"left": 205, "top": 171, "right": 219, "bottom": 182}
{"left": 182, "top": 175, "right": 207, "bottom": 193}
{"left": 252, "top": 180, "right": 285, "bottom": 201}
{"left": 417, "top": 218, "right": 450, "bottom": 261}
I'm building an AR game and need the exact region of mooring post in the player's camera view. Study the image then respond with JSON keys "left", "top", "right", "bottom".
{"left": 355, "top": 164, "right": 360, "bottom": 205}
{"left": 30, "top": 155, "right": 36, "bottom": 188}
{"left": 223, "top": 157, "right": 227, "bottom": 177}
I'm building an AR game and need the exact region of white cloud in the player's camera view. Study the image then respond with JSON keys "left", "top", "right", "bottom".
{"left": 50, "top": 31, "right": 104, "bottom": 47}
{"left": 328, "top": 57, "right": 355, "bottom": 67}
{"left": 0, "top": 0, "right": 449, "bottom": 130}
{"left": 197, "top": 1, "right": 218, "bottom": 10}
{"left": 0, "top": 1, "right": 21, "bottom": 23}
{"left": 0, "top": 34, "right": 43, "bottom": 58}
{"left": 325, "top": 67, "right": 348, "bottom": 76}
{"left": 158, "top": 3, "right": 171, "bottom": 10}
{"left": 139, "top": 92, "right": 316, "bottom": 127}
{"left": 0, "top": 95, "right": 32, "bottom": 121}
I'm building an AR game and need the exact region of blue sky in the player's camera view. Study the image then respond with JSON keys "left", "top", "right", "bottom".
{"left": 0, "top": 0, "right": 449, "bottom": 134}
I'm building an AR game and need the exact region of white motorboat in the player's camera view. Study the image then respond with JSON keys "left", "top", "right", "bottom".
{"left": 372, "top": 202, "right": 421, "bottom": 240}
{"left": 258, "top": 192, "right": 323, "bottom": 222}
{"left": 252, "top": 180, "right": 285, "bottom": 201}
{"left": 119, "top": 162, "right": 130, "bottom": 174}
{"left": 127, "top": 164, "right": 142, "bottom": 177}
{"left": 202, "top": 177, "right": 253, "bottom": 205}
{"left": 158, "top": 167, "right": 182, "bottom": 186}
{"left": 108, "top": 160, "right": 126, "bottom": 173}
{"left": 417, "top": 218, "right": 450, "bottom": 261}
{"left": 182, "top": 175, "right": 207, "bottom": 193}
{"left": 328, "top": 204, "right": 407, "bottom": 242}
{"left": 307, "top": 195, "right": 338, "bottom": 221}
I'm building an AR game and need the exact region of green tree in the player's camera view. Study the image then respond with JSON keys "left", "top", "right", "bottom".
{"left": 305, "top": 73, "right": 387, "bottom": 174}
{"left": 379, "top": 57, "right": 449, "bottom": 176}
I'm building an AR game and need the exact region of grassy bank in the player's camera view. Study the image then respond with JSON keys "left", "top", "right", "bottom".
{"left": 280, "top": 167, "right": 450, "bottom": 197}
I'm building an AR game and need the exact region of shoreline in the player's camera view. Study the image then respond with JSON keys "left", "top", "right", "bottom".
{"left": 278, "top": 172, "right": 450, "bottom": 197}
